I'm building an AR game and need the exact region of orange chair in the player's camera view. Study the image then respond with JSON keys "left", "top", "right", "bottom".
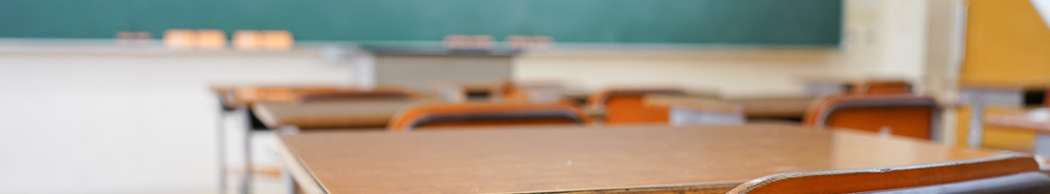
{"left": 727, "top": 154, "right": 1049, "bottom": 194}
{"left": 388, "top": 101, "right": 588, "bottom": 131}
{"left": 852, "top": 80, "right": 912, "bottom": 95}
{"left": 804, "top": 95, "right": 938, "bottom": 139}
{"left": 589, "top": 88, "right": 685, "bottom": 125}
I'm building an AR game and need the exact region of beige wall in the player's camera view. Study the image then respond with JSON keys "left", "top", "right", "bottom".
{"left": 514, "top": 48, "right": 841, "bottom": 97}
{"left": 0, "top": 1, "right": 952, "bottom": 191}
{"left": 841, "top": 0, "right": 929, "bottom": 80}
{"left": 924, "top": 0, "right": 968, "bottom": 145}
{"left": 516, "top": 0, "right": 933, "bottom": 98}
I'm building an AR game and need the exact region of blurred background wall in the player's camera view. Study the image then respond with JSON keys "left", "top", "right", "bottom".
{"left": 0, "top": 44, "right": 352, "bottom": 193}
{"left": 0, "top": 0, "right": 970, "bottom": 193}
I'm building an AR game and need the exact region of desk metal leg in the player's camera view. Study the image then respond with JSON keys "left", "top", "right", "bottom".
{"left": 968, "top": 102, "right": 985, "bottom": 148}
{"left": 282, "top": 167, "right": 298, "bottom": 194}
{"left": 1035, "top": 134, "right": 1050, "bottom": 157}
{"left": 217, "top": 108, "right": 227, "bottom": 194}
{"left": 239, "top": 108, "right": 253, "bottom": 194}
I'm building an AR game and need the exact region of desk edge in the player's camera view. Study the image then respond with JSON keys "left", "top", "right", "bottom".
{"left": 277, "top": 136, "right": 328, "bottom": 194}
{"left": 532, "top": 182, "right": 741, "bottom": 194}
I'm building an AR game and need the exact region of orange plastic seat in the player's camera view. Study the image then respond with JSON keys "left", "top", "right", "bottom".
{"left": 589, "top": 88, "right": 685, "bottom": 125}
{"left": 804, "top": 95, "right": 938, "bottom": 139}
{"left": 852, "top": 80, "right": 912, "bottom": 95}
{"left": 727, "top": 154, "right": 1045, "bottom": 194}
{"left": 388, "top": 101, "right": 588, "bottom": 131}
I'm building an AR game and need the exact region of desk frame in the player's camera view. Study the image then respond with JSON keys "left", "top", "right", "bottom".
{"left": 216, "top": 96, "right": 255, "bottom": 194}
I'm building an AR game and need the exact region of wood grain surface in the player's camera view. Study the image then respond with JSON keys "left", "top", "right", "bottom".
{"left": 279, "top": 124, "right": 1005, "bottom": 193}
{"left": 253, "top": 101, "right": 411, "bottom": 129}
{"left": 724, "top": 96, "right": 817, "bottom": 119}
{"left": 985, "top": 110, "right": 1050, "bottom": 133}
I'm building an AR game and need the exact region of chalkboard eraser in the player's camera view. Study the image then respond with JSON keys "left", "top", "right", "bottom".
{"left": 506, "top": 35, "right": 553, "bottom": 51}
{"left": 233, "top": 30, "right": 263, "bottom": 51}
{"left": 116, "top": 31, "right": 152, "bottom": 46}
{"left": 163, "top": 29, "right": 196, "bottom": 50}
{"left": 196, "top": 30, "right": 227, "bottom": 50}
{"left": 262, "top": 30, "right": 294, "bottom": 51}
{"left": 444, "top": 34, "right": 492, "bottom": 51}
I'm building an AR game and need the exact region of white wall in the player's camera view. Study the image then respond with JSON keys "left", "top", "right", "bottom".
{"left": 515, "top": 0, "right": 932, "bottom": 97}
{"left": 0, "top": 1, "right": 943, "bottom": 191}
{"left": 924, "top": 0, "right": 968, "bottom": 145}
{"left": 840, "top": 0, "right": 930, "bottom": 88}
{"left": 0, "top": 42, "right": 354, "bottom": 193}
{"left": 514, "top": 47, "right": 842, "bottom": 97}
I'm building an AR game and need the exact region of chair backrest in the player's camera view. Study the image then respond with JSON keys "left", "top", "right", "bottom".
{"left": 862, "top": 172, "right": 1050, "bottom": 194}
{"left": 727, "top": 154, "right": 1044, "bottom": 194}
{"left": 588, "top": 88, "right": 686, "bottom": 125}
{"left": 852, "top": 80, "right": 913, "bottom": 95}
{"left": 804, "top": 95, "right": 938, "bottom": 140}
{"left": 388, "top": 101, "right": 589, "bottom": 131}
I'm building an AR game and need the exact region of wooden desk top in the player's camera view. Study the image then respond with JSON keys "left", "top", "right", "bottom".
{"left": 723, "top": 95, "right": 817, "bottom": 118}
{"left": 985, "top": 109, "right": 1050, "bottom": 133}
{"left": 278, "top": 124, "right": 1008, "bottom": 194}
{"left": 211, "top": 85, "right": 352, "bottom": 109}
{"left": 253, "top": 101, "right": 412, "bottom": 129}
{"left": 645, "top": 95, "right": 742, "bottom": 114}
{"left": 211, "top": 85, "right": 419, "bottom": 109}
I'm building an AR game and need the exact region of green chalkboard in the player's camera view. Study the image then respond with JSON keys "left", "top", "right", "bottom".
{"left": 0, "top": 0, "right": 842, "bottom": 46}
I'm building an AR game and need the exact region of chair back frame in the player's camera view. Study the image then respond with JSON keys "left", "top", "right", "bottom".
{"left": 807, "top": 95, "right": 940, "bottom": 140}
{"left": 727, "top": 154, "right": 1040, "bottom": 194}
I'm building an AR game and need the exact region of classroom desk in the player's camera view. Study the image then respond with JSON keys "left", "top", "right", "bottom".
{"left": 433, "top": 80, "right": 504, "bottom": 102}
{"left": 211, "top": 85, "right": 335, "bottom": 109}
{"left": 211, "top": 85, "right": 348, "bottom": 194}
{"left": 645, "top": 95, "right": 745, "bottom": 125}
{"left": 985, "top": 109, "right": 1050, "bottom": 156}
{"left": 373, "top": 53, "right": 513, "bottom": 92}
{"left": 560, "top": 90, "right": 591, "bottom": 106}
{"left": 277, "top": 124, "right": 1007, "bottom": 194}
{"left": 212, "top": 86, "right": 279, "bottom": 194}
{"left": 253, "top": 101, "right": 414, "bottom": 129}
{"left": 794, "top": 74, "right": 853, "bottom": 95}
{"left": 580, "top": 92, "right": 723, "bottom": 122}
{"left": 723, "top": 95, "right": 818, "bottom": 120}
{"left": 211, "top": 85, "right": 405, "bottom": 194}
{"left": 959, "top": 85, "right": 1027, "bottom": 149}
